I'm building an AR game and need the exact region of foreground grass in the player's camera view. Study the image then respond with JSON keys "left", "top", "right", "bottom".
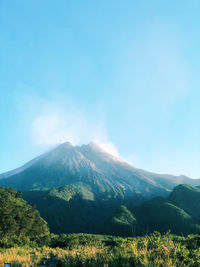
{"left": 0, "top": 232, "right": 200, "bottom": 266}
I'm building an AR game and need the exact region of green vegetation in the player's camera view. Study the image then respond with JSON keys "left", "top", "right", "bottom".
{"left": 23, "top": 186, "right": 122, "bottom": 234}
{"left": 1, "top": 233, "right": 200, "bottom": 266}
{"left": 102, "top": 185, "right": 200, "bottom": 236}
{"left": 134, "top": 197, "right": 200, "bottom": 235}
{"left": 1, "top": 186, "right": 200, "bottom": 265}
{"left": 21, "top": 184, "right": 200, "bottom": 236}
{"left": 104, "top": 205, "right": 140, "bottom": 236}
{"left": 168, "top": 184, "right": 200, "bottom": 220}
{"left": 49, "top": 184, "right": 95, "bottom": 201}
{"left": 0, "top": 187, "right": 49, "bottom": 247}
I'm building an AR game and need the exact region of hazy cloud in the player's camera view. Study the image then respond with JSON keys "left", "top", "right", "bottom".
{"left": 26, "top": 92, "right": 120, "bottom": 157}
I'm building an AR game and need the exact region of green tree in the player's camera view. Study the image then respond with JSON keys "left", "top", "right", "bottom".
{"left": 0, "top": 187, "right": 49, "bottom": 247}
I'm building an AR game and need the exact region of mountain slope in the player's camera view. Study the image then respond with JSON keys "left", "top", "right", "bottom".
{"left": 0, "top": 142, "right": 143, "bottom": 199}
{"left": 1, "top": 142, "right": 200, "bottom": 200}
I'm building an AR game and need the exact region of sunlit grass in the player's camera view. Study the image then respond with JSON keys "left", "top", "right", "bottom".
{"left": 0, "top": 233, "right": 200, "bottom": 266}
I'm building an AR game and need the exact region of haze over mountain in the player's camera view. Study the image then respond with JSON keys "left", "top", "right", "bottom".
{"left": 0, "top": 141, "right": 200, "bottom": 199}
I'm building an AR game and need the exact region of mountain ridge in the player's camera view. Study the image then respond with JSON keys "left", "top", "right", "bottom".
{"left": 0, "top": 141, "right": 199, "bottom": 198}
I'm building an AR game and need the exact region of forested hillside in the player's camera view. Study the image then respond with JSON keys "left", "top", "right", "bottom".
{"left": 106, "top": 184, "right": 200, "bottom": 236}
{"left": 21, "top": 184, "right": 200, "bottom": 236}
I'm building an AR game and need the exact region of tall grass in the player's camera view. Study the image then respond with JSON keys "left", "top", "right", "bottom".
{"left": 0, "top": 232, "right": 200, "bottom": 266}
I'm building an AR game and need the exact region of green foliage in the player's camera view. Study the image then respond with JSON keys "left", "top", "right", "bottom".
{"left": 49, "top": 183, "right": 95, "bottom": 201}
{"left": 50, "top": 233, "right": 103, "bottom": 249}
{"left": 0, "top": 187, "right": 50, "bottom": 247}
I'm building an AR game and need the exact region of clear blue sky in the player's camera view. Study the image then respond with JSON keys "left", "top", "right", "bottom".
{"left": 1, "top": 0, "right": 200, "bottom": 178}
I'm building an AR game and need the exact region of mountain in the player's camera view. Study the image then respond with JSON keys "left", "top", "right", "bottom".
{"left": 1, "top": 142, "right": 200, "bottom": 235}
{"left": 0, "top": 141, "right": 200, "bottom": 199}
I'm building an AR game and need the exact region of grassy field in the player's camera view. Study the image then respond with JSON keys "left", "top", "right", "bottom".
{"left": 0, "top": 232, "right": 200, "bottom": 266}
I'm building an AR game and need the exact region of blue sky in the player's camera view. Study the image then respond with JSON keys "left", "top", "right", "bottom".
{"left": 1, "top": 0, "right": 200, "bottom": 177}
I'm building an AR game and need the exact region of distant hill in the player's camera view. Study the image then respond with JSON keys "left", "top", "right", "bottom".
{"left": 105, "top": 184, "right": 200, "bottom": 236}
{"left": 168, "top": 184, "right": 200, "bottom": 221}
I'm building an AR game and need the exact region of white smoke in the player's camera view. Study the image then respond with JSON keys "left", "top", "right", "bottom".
{"left": 30, "top": 96, "right": 119, "bottom": 157}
